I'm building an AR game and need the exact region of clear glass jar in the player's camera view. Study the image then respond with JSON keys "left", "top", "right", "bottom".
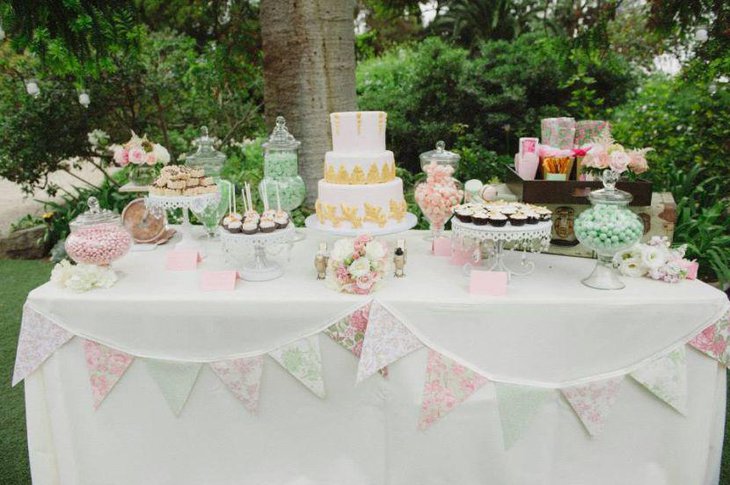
{"left": 186, "top": 126, "right": 226, "bottom": 177}
{"left": 65, "top": 197, "right": 132, "bottom": 266}
{"left": 260, "top": 116, "right": 306, "bottom": 212}
{"left": 415, "top": 162, "right": 464, "bottom": 240}
{"left": 419, "top": 141, "right": 461, "bottom": 171}
{"left": 574, "top": 170, "right": 644, "bottom": 289}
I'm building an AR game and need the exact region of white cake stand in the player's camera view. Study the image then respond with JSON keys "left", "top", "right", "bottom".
{"left": 219, "top": 224, "right": 295, "bottom": 281}
{"left": 304, "top": 212, "right": 418, "bottom": 237}
{"left": 146, "top": 193, "right": 220, "bottom": 254}
{"left": 451, "top": 219, "right": 552, "bottom": 280}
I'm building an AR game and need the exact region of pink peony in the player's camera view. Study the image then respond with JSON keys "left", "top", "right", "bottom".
{"left": 113, "top": 147, "right": 129, "bottom": 167}
{"left": 628, "top": 152, "right": 649, "bottom": 174}
{"left": 608, "top": 151, "right": 630, "bottom": 174}
{"left": 128, "top": 147, "right": 146, "bottom": 165}
{"left": 145, "top": 151, "right": 157, "bottom": 166}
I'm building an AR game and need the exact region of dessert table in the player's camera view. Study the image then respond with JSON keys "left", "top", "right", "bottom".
{"left": 18, "top": 229, "right": 729, "bottom": 485}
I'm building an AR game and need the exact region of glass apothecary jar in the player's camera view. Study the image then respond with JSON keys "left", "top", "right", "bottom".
{"left": 415, "top": 162, "right": 464, "bottom": 240}
{"left": 574, "top": 170, "right": 644, "bottom": 289}
{"left": 65, "top": 197, "right": 132, "bottom": 266}
{"left": 419, "top": 140, "right": 461, "bottom": 171}
{"left": 186, "top": 126, "right": 226, "bottom": 177}
{"left": 260, "top": 116, "right": 305, "bottom": 211}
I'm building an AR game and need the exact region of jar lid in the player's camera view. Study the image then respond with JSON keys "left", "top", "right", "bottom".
{"left": 263, "top": 116, "right": 301, "bottom": 150}
{"left": 73, "top": 197, "right": 120, "bottom": 226}
{"left": 419, "top": 141, "right": 460, "bottom": 168}
{"left": 589, "top": 170, "right": 633, "bottom": 205}
{"left": 186, "top": 127, "right": 226, "bottom": 170}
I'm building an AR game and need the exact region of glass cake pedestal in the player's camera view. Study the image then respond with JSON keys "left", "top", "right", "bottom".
{"left": 219, "top": 224, "right": 295, "bottom": 281}
{"left": 145, "top": 192, "right": 220, "bottom": 255}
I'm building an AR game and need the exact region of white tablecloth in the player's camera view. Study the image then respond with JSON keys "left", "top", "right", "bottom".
{"left": 23, "top": 229, "right": 729, "bottom": 485}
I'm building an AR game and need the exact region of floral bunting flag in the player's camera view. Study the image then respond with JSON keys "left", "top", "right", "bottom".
{"left": 143, "top": 359, "right": 203, "bottom": 416}
{"left": 630, "top": 346, "right": 687, "bottom": 415}
{"left": 269, "top": 335, "right": 326, "bottom": 398}
{"left": 357, "top": 301, "right": 423, "bottom": 383}
{"left": 418, "top": 350, "right": 488, "bottom": 430}
{"left": 689, "top": 311, "right": 730, "bottom": 366}
{"left": 324, "top": 303, "right": 387, "bottom": 377}
{"left": 561, "top": 376, "right": 623, "bottom": 437}
{"left": 83, "top": 340, "right": 134, "bottom": 409}
{"left": 13, "top": 305, "right": 74, "bottom": 386}
{"left": 495, "top": 383, "right": 553, "bottom": 449}
{"left": 209, "top": 356, "right": 264, "bottom": 414}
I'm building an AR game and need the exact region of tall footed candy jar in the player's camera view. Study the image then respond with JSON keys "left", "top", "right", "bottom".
{"left": 415, "top": 141, "right": 463, "bottom": 240}
{"left": 574, "top": 170, "right": 644, "bottom": 289}
{"left": 259, "top": 116, "right": 306, "bottom": 212}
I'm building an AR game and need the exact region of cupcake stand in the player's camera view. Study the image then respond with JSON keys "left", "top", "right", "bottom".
{"left": 145, "top": 192, "right": 220, "bottom": 254}
{"left": 451, "top": 218, "right": 552, "bottom": 280}
{"left": 218, "top": 224, "right": 295, "bottom": 281}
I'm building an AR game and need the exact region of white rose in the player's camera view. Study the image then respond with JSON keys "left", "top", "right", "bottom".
{"left": 332, "top": 238, "right": 355, "bottom": 261}
{"left": 50, "top": 260, "right": 73, "bottom": 287}
{"left": 641, "top": 245, "right": 667, "bottom": 270}
{"left": 364, "top": 241, "right": 386, "bottom": 261}
{"left": 153, "top": 144, "right": 171, "bottom": 165}
{"left": 619, "top": 257, "right": 647, "bottom": 278}
{"left": 348, "top": 257, "right": 372, "bottom": 278}
{"left": 608, "top": 151, "right": 630, "bottom": 174}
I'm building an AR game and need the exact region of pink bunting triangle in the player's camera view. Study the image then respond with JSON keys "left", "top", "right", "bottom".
{"left": 356, "top": 301, "right": 422, "bottom": 382}
{"left": 13, "top": 305, "right": 74, "bottom": 386}
{"left": 418, "top": 350, "right": 488, "bottom": 430}
{"left": 561, "top": 376, "right": 624, "bottom": 437}
{"left": 689, "top": 311, "right": 730, "bottom": 366}
{"left": 209, "top": 356, "right": 264, "bottom": 414}
{"left": 324, "top": 303, "right": 387, "bottom": 377}
{"left": 82, "top": 340, "right": 134, "bottom": 409}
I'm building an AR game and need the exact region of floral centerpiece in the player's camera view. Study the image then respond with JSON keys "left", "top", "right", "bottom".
{"left": 326, "top": 234, "right": 389, "bottom": 295}
{"left": 51, "top": 260, "right": 118, "bottom": 292}
{"left": 580, "top": 132, "right": 651, "bottom": 179}
{"left": 110, "top": 132, "right": 171, "bottom": 185}
{"left": 614, "top": 236, "right": 699, "bottom": 283}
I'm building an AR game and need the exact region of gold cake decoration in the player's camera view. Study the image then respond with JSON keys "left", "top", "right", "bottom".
{"left": 363, "top": 203, "right": 387, "bottom": 228}
{"left": 377, "top": 112, "right": 385, "bottom": 134}
{"left": 356, "top": 112, "right": 362, "bottom": 135}
{"left": 323, "top": 161, "right": 396, "bottom": 185}
{"left": 333, "top": 113, "right": 340, "bottom": 136}
{"left": 340, "top": 204, "right": 363, "bottom": 228}
{"left": 389, "top": 199, "right": 407, "bottom": 223}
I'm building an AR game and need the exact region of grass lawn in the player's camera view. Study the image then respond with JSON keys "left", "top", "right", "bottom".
{"left": 0, "top": 258, "right": 728, "bottom": 484}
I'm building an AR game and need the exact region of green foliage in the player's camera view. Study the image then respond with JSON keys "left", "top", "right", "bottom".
{"left": 10, "top": 214, "right": 43, "bottom": 233}
{"left": 357, "top": 34, "right": 636, "bottom": 179}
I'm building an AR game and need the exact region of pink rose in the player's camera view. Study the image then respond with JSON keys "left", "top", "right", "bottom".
{"left": 113, "top": 147, "right": 129, "bottom": 167}
{"left": 608, "top": 151, "right": 630, "bottom": 174}
{"left": 628, "top": 152, "right": 648, "bottom": 174}
{"left": 690, "top": 325, "right": 716, "bottom": 352}
{"left": 356, "top": 273, "right": 374, "bottom": 290}
{"left": 145, "top": 151, "right": 157, "bottom": 166}
{"left": 128, "top": 147, "right": 146, "bottom": 165}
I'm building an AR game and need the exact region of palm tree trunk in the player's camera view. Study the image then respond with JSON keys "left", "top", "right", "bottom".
{"left": 260, "top": 0, "right": 357, "bottom": 206}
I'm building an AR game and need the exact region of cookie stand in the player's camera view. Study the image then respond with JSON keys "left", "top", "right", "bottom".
{"left": 145, "top": 192, "right": 220, "bottom": 254}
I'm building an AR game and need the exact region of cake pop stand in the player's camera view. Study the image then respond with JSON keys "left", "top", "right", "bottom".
{"left": 145, "top": 193, "right": 220, "bottom": 254}
{"left": 304, "top": 213, "right": 418, "bottom": 237}
{"left": 451, "top": 219, "right": 552, "bottom": 281}
{"left": 219, "top": 224, "right": 295, "bottom": 281}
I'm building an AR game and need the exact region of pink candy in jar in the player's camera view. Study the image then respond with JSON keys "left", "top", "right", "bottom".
{"left": 65, "top": 197, "right": 133, "bottom": 266}
{"left": 415, "top": 161, "right": 463, "bottom": 237}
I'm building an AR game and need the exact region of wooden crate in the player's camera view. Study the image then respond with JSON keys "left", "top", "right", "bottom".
{"left": 505, "top": 167, "right": 653, "bottom": 207}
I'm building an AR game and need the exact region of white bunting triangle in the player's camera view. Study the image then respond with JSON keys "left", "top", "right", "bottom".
{"left": 143, "top": 359, "right": 202, "bottom": 416}
{"left": 495, "top": 383, "right": 553, "bottom": 449}
{"left": 630, "top": 346, "right": 687, "bottom": 415}
{"left": 357, "top": 301, "right": 423, "bottom": 382}
{"left": 13, "top": 305, "right": 74, "bottom": 386}
{"left": 269, "top": 335, "right": 326, "bottom": 398}
{"left": 561, "top": 376, "right": 623, "bottom": 437}
{"left": 209, "top": 356, "right": 264, "bottom": 414}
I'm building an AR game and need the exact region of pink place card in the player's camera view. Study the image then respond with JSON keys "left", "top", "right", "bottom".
{"left": 165, "top": 250, "right": 201, "bottom": 271}
{"left": 200, "top": 271, "right": 238, "bottom": 291}
{"left": 469, "top": 270, "right": 508, "bottom": 296}
{"left": 432, "top": 237, "right": 452, "bottom": 257}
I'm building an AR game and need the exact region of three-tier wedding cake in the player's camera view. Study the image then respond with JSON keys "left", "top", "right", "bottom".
{"left": 314, "top": 111, "right": 408, "bottom": 231}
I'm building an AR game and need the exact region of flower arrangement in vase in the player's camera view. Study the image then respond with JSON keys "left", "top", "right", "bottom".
{"left": 614, "top": 236, "right": 699, "bottom": 283}
{"left": 326, "top": 234, "right": 389, "bottom": 295}
{"left": 110, "top": 132, "right": 171, "bottom": 185}
{"left": 580, "top": 132, "right": 651, "bottom": 180}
